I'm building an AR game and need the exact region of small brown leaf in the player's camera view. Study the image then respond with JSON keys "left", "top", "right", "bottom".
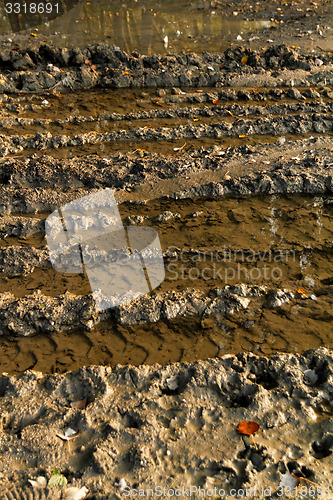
{"left": 71, "top": 398, "right": 87, "bottom": 410}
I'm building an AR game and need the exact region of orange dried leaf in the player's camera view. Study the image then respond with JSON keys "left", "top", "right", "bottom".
{"left": 239, "top": 134, "right": 246, "bottom": 138}
{"left": 85, "top": 59, "right": 92, "bottom": 66}
{"left": 212, "top": 100, "right": 219, "bottom": 104}
{"left": 193, "top": 118, "right": 199, "bottom": 121}
{"left": 297, "top": 288, "right": 307, "bottom": 295}
{"left": 241, "top": 55, "right": 248, "bottom": 65}
{"left": 237, "top": 421, "right": 260, "bottom": 435}
{"left": 226, "top": 110, "right": 234, "bottom": 116}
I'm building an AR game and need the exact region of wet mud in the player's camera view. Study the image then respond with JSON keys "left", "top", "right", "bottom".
{"left": 0, "top": 42, "right": 333, "bottom": 94}
{"left": 0, "top": 71, "right": 331, "bottom": 379}
{"left": 0, "top": 0, "right": 331, "bottom": 52}
{"left": 0, "top": 193, "right": 332, "bottom": 375}
{"left": 0, "top": 348, "right": 332, "bottom": 498}
{"left": 0, "top": 64, "right": 332, "bottom": 376}
{"left": 0, "top": 1, "right": 332, "bottom": 495}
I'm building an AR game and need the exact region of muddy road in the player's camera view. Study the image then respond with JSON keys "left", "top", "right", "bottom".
{"left": 0, "top": 77, "right": 332, "bottom": 375}
{"left": 0, "top": 0, "right": 332, "bottom": 497}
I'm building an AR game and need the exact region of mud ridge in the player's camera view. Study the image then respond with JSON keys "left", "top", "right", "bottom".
{"left": 1, "top": 102, "right": 333, "bottom": 133}
{"left": 0, "top": 284, "right": 295, "bottom": 335}
{"left": 1, "top": 153, "right": 332, "bottom": 216}
{"left": 0, "top": 112, "right": 332, "bottom": 158}
{"left": 0, "top": 43, "right": 333, "bottom": 93}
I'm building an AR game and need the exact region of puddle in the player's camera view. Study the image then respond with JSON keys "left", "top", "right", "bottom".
{"left": 0, "top": 194, "right": 332, "bottom": 374}
{"left": 1, "top": 85, "right": 330, "bottom": 159}
{"left": 1, "top": 87, "right": 329, "bottom": 123}
{"left": 15, "top": 134, "right": 287, "bottom": 159}
{"left": 0, "top": 0, "right": 273, "bottom": 54}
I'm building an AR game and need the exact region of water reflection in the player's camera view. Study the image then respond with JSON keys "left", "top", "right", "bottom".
{"left": 0, "top": 0, "right": 272, "bottom": 54}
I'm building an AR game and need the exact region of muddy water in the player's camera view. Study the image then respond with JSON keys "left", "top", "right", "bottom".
{"left": 20, "top": 133, "right": 304, "bottom": 159}
{"left": 2, "top": 87, "right": 330, "bottom": 122}
{"left": 0, "top": 0, "right": 273, "bottom": 53}
{"left": 0, "top": 194, "right": 332, "bottom": 374}
{"left": 1, "top": 85, "right": 331, "bottom": 159}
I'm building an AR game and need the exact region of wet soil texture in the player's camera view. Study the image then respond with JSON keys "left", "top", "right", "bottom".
{"left": 0, "top": 348, "right": 332, "bottom": 498}
{"left": 0, "top": 0, "right": 331, "bottom": 377}
{"left": 0, "top": 76, "right": 332, "bottom": 374}
{"left": 0, "top": 1, "right": 332, "bottom": 498}
{"left": 0, "top": 192, "right": 332, "bottom": 374}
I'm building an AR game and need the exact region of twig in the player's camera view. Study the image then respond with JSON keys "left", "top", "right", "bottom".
{"left": 293, "top": 475, "right": 319, "bottom": 487}
{"left": 174, "top": 142, "right": 187, "bottom": 154}
{"left": 250, "top": 434, "right": 258, "bottom": 450}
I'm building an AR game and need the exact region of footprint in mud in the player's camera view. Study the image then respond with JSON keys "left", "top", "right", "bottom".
{"left": 203, "top": 460, "right": 250, "bottom": 490}
{"left": 2, "top": 485, "right": 61, "bottom": 500}
{"left": 237, "top": 444, "right": 269, "bottom": 472}
{"left": 55, "top": 368, "right": 108, "bottom": 407}
{"left": 310, "top": 433, "right": 333, "bottom": 459}
{"left": 278, "top": 460, "right": 316, "bottom": 482}
{"left": 119, "top": 409, "right": 144, "bottom": 430}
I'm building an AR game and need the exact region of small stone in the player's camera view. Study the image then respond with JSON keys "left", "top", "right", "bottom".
{"left": 115, "top": 478, "right": 127, "bottom": 493}
{"left": 287, "top": 88, "right": 304, "bottom": 100}
{"left": 303, "top": 369, "right": 318, "bottom": 386}
{"left": 154, "top": 211, "right": 181, "bottom": 222}
{"left": 166, "top": 376, "right": 178, "bottom": 391}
